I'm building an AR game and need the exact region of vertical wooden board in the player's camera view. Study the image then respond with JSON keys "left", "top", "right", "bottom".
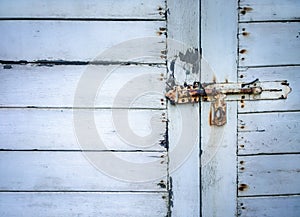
{"left": 0, "top": 64, "right": 165, "bottom": 108}
{"left": 239, "top": 0, "right": 300, "bottom": 22}
{"left": 167, "top": 0, "right": 200, "bottom": 216}
{"left": 201, "top": 0, "right": 238, "bottom": 217}
{"left": 0, "top": 21, "right": 166, "bottom": 62}
{"left": 238, "top": 112, "right": 300, "bottom": 155}
{"left": 0, "top": 0, "right": 166, "bottom": 19}
{"left": 238, "top": 155, "right": 300, "bottom": 196}
{"left": 238, "top": 196, "right": 300, "bottom": 217}
{"left": 0, "top": 151, "right": 168, "bottom": 191}
{"left": 239, "top": 22, "right": 300, "bottom": 67}
{"left": 238, "top": 66, "right": 300, "bottom": 112}
{"left": 0, "top": 192, "right": 168, "bottom": 217}
{"left": 0, "top": 108, "right": 166, "bottom": 151}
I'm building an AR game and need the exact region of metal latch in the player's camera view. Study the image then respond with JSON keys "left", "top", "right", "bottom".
{"left": 165, "top": 79, "right": 292, "bottom": 126}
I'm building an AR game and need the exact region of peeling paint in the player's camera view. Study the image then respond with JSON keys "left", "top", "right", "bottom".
{"left": 178, "top": 48, "right": 200, "bottom": 74}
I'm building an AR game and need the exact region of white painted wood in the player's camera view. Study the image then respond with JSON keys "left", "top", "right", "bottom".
{"left": 238, "top": 154, "right": 300, "bottom": 196}
{"left": 0, "top": 151, "right": 167, "bottom": 191}
{"left": 0, "top": 64, "right": 165, "bottom": 108}
{"left": 239, "top": 22, "right": 300, "bottom": 67}
{"left": 239, "top": 0, "right": 300, "bottom": 22}
{"left": 0, "top": 21, "right": 165, "bottom": 63}
{"left": 0, "top": 192, "right": 168, "bottom": 217}
{"left": 201, "top": 0, "right": 238, "bottom": 216}
{"left": 167, "top": 0, "right": 200, "bottom": 216}
{"left": 0, "top": 0, "right": 165, "bottom": 19}
{"left": 238, "top": 112, "right": 300, "bottom": 155}
{"left": 0, "top": 108, "right": 166, "bottom": 151}
{"left": 238, "top": 66, "right": 300, "bottom": 112}
{"left": 238, "top": 195, "right": 300, "bottom": 217}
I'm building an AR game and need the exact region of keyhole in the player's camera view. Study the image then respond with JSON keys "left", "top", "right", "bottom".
{"left": 215, "top": 107, "right": 223, "bottom": 120}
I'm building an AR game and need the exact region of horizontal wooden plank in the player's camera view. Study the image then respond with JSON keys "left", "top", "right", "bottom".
{"left": 238, "top": 195, "right": 300, "bottom": 217}
{"left": 238, "top": 154, "right": 300, "bottom": 196}
{"left": 238, "top": 66, "right": 300, "bottom": 112}
{"left": 0, "top": 151, "right": 168, "bottom": 191}
{"left": 0, "top": 108, "right": 166, "bottom": 151}
{"left": 239, "top": 0, "right": 300, "bottom": 22}
{"left": 0, "top": 0, "right": 165, "bottom": 20}
{"left": 0, "top": 21, "right": 166, "bottom": 62}
{"left": 0, "top": 192, "right": 168, "bottom": 217}
{"left": 238, "top": 112, "right": 300, "bottom": 155}
{"left": 0, "top": 64, "right": 166, "bottom": 108}
{"left": 239, "top": 22, "right": 300, "bottom": 67}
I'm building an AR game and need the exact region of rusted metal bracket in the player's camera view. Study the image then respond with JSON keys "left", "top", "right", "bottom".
{"left": 165, "top": 79, "right": 292, "bottom": 126}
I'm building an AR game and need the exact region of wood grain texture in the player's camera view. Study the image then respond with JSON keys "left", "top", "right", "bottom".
{"left": 167, "top": 0, "right": 200, "bottom": 216}
{"left": 238, "top": 66, "right": 300, "bottom": 113}
{"left": 238, "top": 195, "right": 300, "bottom": 217}
{"left": 0, "top": 192, "right": 168, "bottom": 217}
{"left": 239, "top": 0, "right": 300, "bottom": 22}
{"left": 0, "top": 0, "right": 165, "bottom": 19}
{"left": 238, "top": 154, "right": 300, "bottom": 196}
{"left": 201, "top": 1, "right": 238, "bottom": 217}
{"left": 0, "top": 64, "right": 165, "bottom": 108}
{"left": 239, "top": 22, "right": 300, "bottom": 67}
{"left": 0, "top": 151, "right": 167, "bottom": 191}
{"left": 0, "top": 108, "right": 166, "bottom": 151}
{"left": 0, "top": 21, "right": 166, "bottom": 63}
{"left": 238, "top": 112, "right": 300, "bottom": 155}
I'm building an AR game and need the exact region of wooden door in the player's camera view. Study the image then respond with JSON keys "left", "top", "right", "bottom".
{"left": 201, "top": 0, "right": 300, "bottom": 217}
{"left": 0, "top": 1, "right": 170, "bottom": 216}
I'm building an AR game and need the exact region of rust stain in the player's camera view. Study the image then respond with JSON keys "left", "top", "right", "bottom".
{"left": 161, "top": 50, "right": 167, "bottom": 55}
{"left": 212, "top": 75, "right": 216, "bottom": 83}
{"left": 238, "top": 184, "right": 249, "bottom": 191}
{"left": 157, "top": 180, "right": 167, "bottom": 189}
{"left": 239, "top": 49, "right": 247, "bottom": 54}
{"left": 209, "top": 108, "right": 212, "bottom": 126}
{"left": 242, "top": 32, "right": 250, "bottom": 37}
{"left": 240, "top": 7, "right": 253, "bottom": 15}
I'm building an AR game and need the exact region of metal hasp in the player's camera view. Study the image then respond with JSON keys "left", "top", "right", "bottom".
{"left": 165, "top": 79, "right": 292, "bottom": 126}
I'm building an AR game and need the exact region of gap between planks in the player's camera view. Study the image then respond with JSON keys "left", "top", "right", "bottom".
{"left": 238, "top": 193, "right": 300, "bottom": 198}
{"left": 0, "top": 106, "right": 167, "bottom": 110}
{"left": 0, "top": 150, "right": 166, "bottom": 153}
{"left": 238, "top": 152, "right": 300, "bottom": 157}
{"left": 239, "top": 20, "right": 300, "bottom": 24}
{"left": 0, "top": 190, "right": 167, "bottom": 193}
{"left": 0, "top": 18, "right": 166, "bottom": 21}
{"left": 0, "top": 60, "right": 167, "bottom": 66}
{"left": 238, "top": 110, "right": 300, "bottom": 115}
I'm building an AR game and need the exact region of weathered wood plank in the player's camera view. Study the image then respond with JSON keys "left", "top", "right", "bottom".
{"left": 239, "top": 0, "right": 300, "bottom": 22}
{"left": 0, "top": 108, "right": 166, "bottom": 151}
{"left": 239, "top": 22, "right": 300, "bottom": 67}
{"left": 238, "top": 155, "right": 300, "bottom": 196}
{"left": 238, "top": 195, "right": 300, "bottom": 217}
{"left": 167, "top": 0, "right": 200, "bottom": 216}
{"left": 238, "top": 112, "right": 300, "bottom": 155}
{"left": 201, "top": 0, "right": 238, "bottom": 216}
{"left": 0, "top": 21, "right": 166, "bottom": 62}
{"left": 238, "top": 66, "right": 300, "bottom": 112}
{"left": 0, "top": 192, "right": 168, "bottom": 217}
{"left": 0, "top": 64, "right": 165, "bottom": 108}
{"left": 0, "top": 151, "right": 167, "bottom": 191}
{"left": 0, "top": 0, "right": 165, "bottom": 20}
